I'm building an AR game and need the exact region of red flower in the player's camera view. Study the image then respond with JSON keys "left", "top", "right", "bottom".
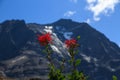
{"left": 65, "top": 39, "right": 78, "bottom": 49}
{"left": 38, "top": 33, "right": 52, "bottom": 46}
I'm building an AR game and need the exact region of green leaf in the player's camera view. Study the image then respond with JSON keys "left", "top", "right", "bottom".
{"left": 75, "top": 59, "right": 81, "bottom": 66}
{"left": 77, "top": 36, "right": 80, "bottom": 39}
{"left": 68, "top": 60, "right": 73, "bottom": 64}
{"left": 74, "top": 50, "right": 79, "bottom": 55}
{"left": 112, "top": 75, "right": 117, "bottom": 80}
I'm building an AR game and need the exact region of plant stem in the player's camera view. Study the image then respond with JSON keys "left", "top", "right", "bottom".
{"left": 70, "top": 49, "right": 76, "bottom": 72}
{"left": 46, "top": 45, "right": 54, "bottom": 66}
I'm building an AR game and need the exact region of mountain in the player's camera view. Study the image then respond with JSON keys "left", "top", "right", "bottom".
{"left": 0, "top": 19, "right": 120, "bottom": 80}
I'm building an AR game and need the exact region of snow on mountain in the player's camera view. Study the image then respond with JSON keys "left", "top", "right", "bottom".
{"left": 43, "top": 26, "right": 70, "bottom": 57}
{"left": 63, "top": 32, "right": 73, "bottom": 39}
{"left": 80, "top": 53, "right": 91, "bottom": 63}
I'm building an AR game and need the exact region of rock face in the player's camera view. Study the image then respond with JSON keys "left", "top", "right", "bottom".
{"left": 0, "top": 19, "right": 120, "bottom": 80}
{"left": 0, "top": 20, "right": 34, "bottom": 60}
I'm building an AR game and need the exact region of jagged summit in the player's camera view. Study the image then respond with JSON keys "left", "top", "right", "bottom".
{"left": 54, "top": 18, "right": 73, "bottom": 23}
{"left": 0, "top": 19, "right": 120, "bottom": 80}
{"left": 52, "top": 19, "right": 82, "bottom": 27}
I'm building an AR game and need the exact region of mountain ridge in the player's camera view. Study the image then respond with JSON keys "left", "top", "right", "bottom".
{"left": 0, "top": 19, "right": 120, "bottom": 80}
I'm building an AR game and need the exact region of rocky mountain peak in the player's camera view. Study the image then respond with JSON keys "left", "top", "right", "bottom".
{"left": 0, "top": 19, "right": 120, "bottom": 80}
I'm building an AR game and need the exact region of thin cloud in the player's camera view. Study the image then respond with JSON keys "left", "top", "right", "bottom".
{"left": 86, "top": 0, "right": 120, "bottom": 21}
{"left": 64, "top": 11, "right": 76, "bottom": 17}
{"left": 85, "top": 18, "right": 91, "bottom": 23}
{"left": 70, "top": 0, "right": 78, "bottom": 3}
{"left": 87, "top": 0, "right": 96, "bottom": 3}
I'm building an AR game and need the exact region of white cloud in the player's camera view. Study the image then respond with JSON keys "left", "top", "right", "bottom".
{"left": 85, "top": 18, "right": 91, "bottom": 23}
{"left": 64, "top": 11, "right": 76, "bottom": 17}
{"left": 86, "top": 0, "right": 120, "bottom": 21}
{"left": 87, "top": 0, "right": 96, "bottom": 3}
{"left": 94, "top": 16, "right": 100, "bottom": 21}
{"left": 70, "top": 0, "right": 78, "bottom": 3}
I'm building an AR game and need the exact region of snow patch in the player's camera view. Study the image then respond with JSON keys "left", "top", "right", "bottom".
{"left": 88, "top": 47, "right": 92, "bottom": 50}
{"left": 51, "top": 32, "right": 70, "bottom": 57}
{"left": 50, "top": 45, "right": 61, "bottom": 54}
{"left": 63, "top": 32, "right": 73, "bottom": 39}
{"left": 12, "top": 56, "right": 27, "bottom": 63}
{"left": 93, "top": 57, "right": 99, "bottom": 67}
{"left": 81, "top": 54, "right": 91, "bottom": 63}
{"left": 43, "top": 26, "right": 70, "bottom": 57}
{"left": 93, "top": 57, "right": 98, "bottom": 62}
{"left": 44, "top": 26, "right": 53, "bottom": 33}
{"left": 56, "top": 26, "right": 60, "bottom": 30}
{"left": 101, "top": 42, "right": 109, "bottom": 53}
{"left": 55, "top": 26, "right": 66, "bottom": 34}
{"left": 107, "top": 66, "right": 116, "bottom": 72}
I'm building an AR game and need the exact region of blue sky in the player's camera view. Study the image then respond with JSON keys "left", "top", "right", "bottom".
{"left": 0, "top": 0, "right": 120, "bottom": 46}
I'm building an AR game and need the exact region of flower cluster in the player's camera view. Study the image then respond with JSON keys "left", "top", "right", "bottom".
{"left": 38, "top": 33, "right": 52, "bottom": 46}
{"left": 65, "top": 39, "right": 78, "bottom": 49}
{"left": 37, "top": 33, "right": 88, "bottom": 80}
